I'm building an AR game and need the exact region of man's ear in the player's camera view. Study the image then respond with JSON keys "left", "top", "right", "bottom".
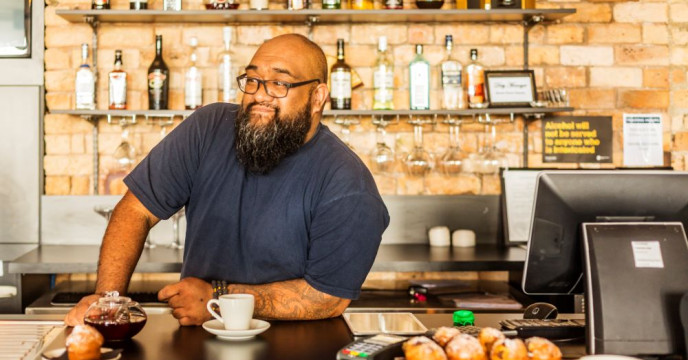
{"left": 311, "top": 83, "right": 330, "bottom": 112}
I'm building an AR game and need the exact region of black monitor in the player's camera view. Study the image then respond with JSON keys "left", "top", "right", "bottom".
{"left": 522, "top": 170, "right": 688, "bottom": 295}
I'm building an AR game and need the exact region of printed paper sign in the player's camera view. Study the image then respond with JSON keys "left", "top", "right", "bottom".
{"left": 623, "top": 114, "right": 663, "bottom": 167}
{"left": 0, "top": 261, "right": 3, "bottom": 277}
{"left": 631, "top": 241, "right": 664, "bottom": 268}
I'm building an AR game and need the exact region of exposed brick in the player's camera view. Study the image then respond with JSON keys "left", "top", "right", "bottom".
{"left": 489, "top": 25, "right": 522, "bottom": 44}
{"left": 45, "top": 25, "right": 93, "bottom": 48}
{"left": 351, "top": 25, "right": 408, "bottom": 45}
{"left": 561, "top": 46, "right": 614, "bottom": 66}
{"left": 70, "top": 176, "right": 91, "bottom": 195}
{"left": 670, "top": 3, "right": 688, "bottom": 23}
{"left": 425, "top": 174, "right": 481, "bottom": 195}
{"left": 44, "top": 6, "right": 71, "bottom": 27}
{"left": 481, "top": 175, "right": 501, "bottom": 195}
{"left": 589, "top": 67, "right": 642, "bottom": 88}
{"left": 98, "top": 26, "right": 155, "bottom": 49}
{"left": 672, "top": 48, "right": 688, "bottom": 66}
{"left": 45, "top": 70, "right": 75, "bottom": 92}
{"left": 408, "top": 24, "right": 435, "bottom": 44}
{"left": 44, "top": 155, "right": 71, "bottom": 176}
{"left": 565, "top": 3, "right": 612, "bottom": 23}
{"left": 45, "top": 48, "right": 71, "bottom": 71}
{"left": 546, "top": 24, "right": 584, "bottom": 45}
{"left": 312, "top": 25, "right": 351, "bottom": 45}
{"left": 643, "top": 24, "right": 669, "bottom": 45}
{"left": 545, "top": 67, "right": 587, "bottom": 88}
{"left": 674, "top": 132, "right": 688, "bottom": 151}
{"left": 569, "top": 89, "right": 615, "bottom": 109}
{"left": 672, "top": 69, "right": 687, "bottom": 85}
{"left": 615, "top": 46, "right": 670, "bottom": 66}
{"left": 182, "top": 26, "right": 225, "bottom": 47}
{"left": 676, "top": 90, "right": 688, "bottom": 108}
{"left": 619, "top": 90, "right": 670, "bottom": 109}
{"left": 46, "top": 93, "right": 73, "bottom": 112}
{"left": 588, "top": 24, "right": 641, "bottom": 44}
{"left": 614, "top": 3, "right": 667, "bottom": 23}
{"left": 45, "top": 134, "right": 72, "bottom": 155}
{"left": 643, "top": 68, "right": 669, "bottom": 89}
{"left": 346, "top": 45, "right": 378, "bottom": 67}
{"left": 45, "top": 175, "right": 71, "bottom": 196}
{"left": 433, "top": 25, "right": 489, "bottom": 45}
{"left": 237, "top": 26, "right": 296, "bottom": 46}
{"left": 671, "top": 25, "right": 688, "bottom": 46}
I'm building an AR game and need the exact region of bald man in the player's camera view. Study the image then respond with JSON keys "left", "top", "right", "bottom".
{"left": 65, "top": 34, "right": 389, "bottom": 326}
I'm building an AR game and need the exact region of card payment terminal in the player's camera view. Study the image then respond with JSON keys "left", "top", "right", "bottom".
{"left": 336, "top": 334, "right": 407, "bottom": 360}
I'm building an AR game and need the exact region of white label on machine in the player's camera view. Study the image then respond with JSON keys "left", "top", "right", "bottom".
{"left": 631, "top": 241, "right": 664, "bottom": 268}
{"left": 0, "top": 261, "right": 3, "bottom": 276}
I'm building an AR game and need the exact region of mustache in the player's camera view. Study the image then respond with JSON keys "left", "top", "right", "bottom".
{"left": 246, "top": 102, "right": 279, "bottom": 112}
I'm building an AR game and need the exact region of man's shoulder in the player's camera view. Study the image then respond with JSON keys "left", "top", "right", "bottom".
{"left": 188, "top": 102, "right": 239, "bottom": 127}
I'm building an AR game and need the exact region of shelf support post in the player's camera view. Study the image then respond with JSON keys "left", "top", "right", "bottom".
{"left": 306, "top": 16, "right": 319, "bottom": 41}
{"left": 82, "top": 115, "right": 100, "bottom": 195}
{"left": 522, "top": 15, "right": 543, "bottom": 70}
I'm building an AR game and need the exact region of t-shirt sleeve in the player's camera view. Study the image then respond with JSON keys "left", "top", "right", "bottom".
{"left": 304, "top": 192, "right": 389, "bottom": 300}
{"left": 123, "top": 106, "right": 216, "bottom": 220}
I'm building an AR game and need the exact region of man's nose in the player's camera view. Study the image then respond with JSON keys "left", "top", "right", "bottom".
{"left": 252, "top": 82, "right": 274, "bottom": 103}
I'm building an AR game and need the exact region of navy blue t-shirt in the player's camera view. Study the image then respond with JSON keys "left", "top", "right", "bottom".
{"left": 124, "top": 103, "right": 389, "bottom": 299}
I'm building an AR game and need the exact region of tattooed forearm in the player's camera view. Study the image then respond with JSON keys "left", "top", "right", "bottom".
{"left": 227, "top": 279, "right": 350, "bottom": 320}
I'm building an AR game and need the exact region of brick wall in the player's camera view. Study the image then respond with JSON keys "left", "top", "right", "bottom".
{"left": 44, "top": 0, "right": 688, "bottom": 196}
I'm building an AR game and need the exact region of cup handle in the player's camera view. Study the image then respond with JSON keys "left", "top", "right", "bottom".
{"left": 206, "top": 299, "right": 223, "bottom": 323}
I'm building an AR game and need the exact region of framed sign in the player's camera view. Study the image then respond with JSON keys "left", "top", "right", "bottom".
{"left": 484, "top": 70, "right": 536, "bottom": 107}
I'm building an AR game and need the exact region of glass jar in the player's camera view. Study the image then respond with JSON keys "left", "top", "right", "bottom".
{"left": 83, "top": 291, "right": 147, "bottom": 342}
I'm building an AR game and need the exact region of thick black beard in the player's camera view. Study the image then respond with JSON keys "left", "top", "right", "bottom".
{"left": 235, "top": 101, "right": 312, "bottom": 175}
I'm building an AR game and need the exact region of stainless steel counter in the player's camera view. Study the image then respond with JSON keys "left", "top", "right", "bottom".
{"left": 8, "top": 244, "right": 526, "bottom": 274}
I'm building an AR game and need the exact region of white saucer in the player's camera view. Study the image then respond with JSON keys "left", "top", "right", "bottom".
{"left": 42, "top": 347, "right": 121, "bottom": 360}
{"left": 202, "top": 319, "right": 270, "bottom": 341}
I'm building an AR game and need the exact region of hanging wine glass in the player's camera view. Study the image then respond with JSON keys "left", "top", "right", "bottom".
{"left": 404, "top": 119, "right": 433, "bottom": 177}
{"left": 474, "top": 114, "right": 509, "bottom": 174}
{"left": 369, "top": 116, "right": 396, "bottom": 175}
{"left": 437, "top": 116, "right": 468, "bottom": 175}
{"left": 169, "top": 208, "right": 185, "bottom": 250}
{"left": 113, "top": 119, "right": 137, "bottom": 170}
{"left": 334, "top": 116, "right": 360, "bottom": 150}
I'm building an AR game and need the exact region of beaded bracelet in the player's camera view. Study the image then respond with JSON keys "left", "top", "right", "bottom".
{"left": 211, "top": 280, "right": 228, "bottom": 299}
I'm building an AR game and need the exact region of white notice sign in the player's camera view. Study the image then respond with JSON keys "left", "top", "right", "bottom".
{"left": 631, "top": 241, "right": 664, "bottom": 268}
{"left": 502, "top": 170, "right": 541, "bottom": 243}
{"left": 623, "top": 114, "right": 663, "bottom": 167}
{"left": 0, "top": 261, "right": 3, "bottom": 276}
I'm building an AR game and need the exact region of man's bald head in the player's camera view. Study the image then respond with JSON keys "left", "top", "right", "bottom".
{"left": 257, "top": 34, "right": 328, "bottom": 85}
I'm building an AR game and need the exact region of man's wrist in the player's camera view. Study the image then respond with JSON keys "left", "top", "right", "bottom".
{"left": 210, "top": 280, "right": 228, "bottom": 299}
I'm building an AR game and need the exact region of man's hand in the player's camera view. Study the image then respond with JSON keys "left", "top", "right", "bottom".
{"left": 158, "top": 277, "right": 214, "bottom": 326}
{"left": 64, "top": 294, "right": 102, "bottom": 327}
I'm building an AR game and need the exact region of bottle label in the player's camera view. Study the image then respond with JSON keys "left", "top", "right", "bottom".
{"left": 442, "top": 70, "right": 462, "bottom": 86}
{"left": 93, "top": 0, "right": 108, "bottom": 5}
{"left": 322, "top": 0, "right": 339, "bottom": 6}
{"left": 409, "top": 62, "right": 429, "bottom": 109}
{"left": 185, "top": 69, "right": 202, "bottom": 107}
{"left": 109, "top": 72, "right": 127, "bottom": 107}
{"left": 330, "top": 71, "right": 352, "bottom": 99}
{"left": 75, "top": 69, "right": 95, "bottom": 109}
{"left": 384, "top": 0, "right": 402, "bottom": 8}
{"left": 288, "top": 0, "right": 305, "bottom": 9}
{"left": 373, "top": 69, "right": 394, "bottom": 103}
{"left": 148, "top": 70, "right": 166, "bottom": 90}
{"left": 467, "top": 68, "right": 485, "bottom": 103}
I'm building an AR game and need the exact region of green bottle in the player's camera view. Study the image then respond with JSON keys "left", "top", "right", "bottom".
{"left": 409, "top": 44, "right": 430, "bottom": 110}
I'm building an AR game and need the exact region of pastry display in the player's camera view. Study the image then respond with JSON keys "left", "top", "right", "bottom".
{"left": 65, "top": 324, "right": 104, "bottom": 360}
{"left": 525, "top": 337, "right": 562, "bottom": 360}
{"left": 402, "top": 336, "right": 448, "bottom": 360}
{"left": 490, "top": 338, "right": 527, "bottom": 360}
{"left": 479, "top": 327, "right": 505, "bottom": 355}
{"left": 445, "top": 333, "right": 487, "bottom": 360}
{"left": 433, "top": 326, "right": 461, "bottom": 347}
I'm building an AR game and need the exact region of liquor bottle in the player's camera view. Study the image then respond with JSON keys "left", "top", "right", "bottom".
{"left": 440, "top": 35, "right": 465, "bottom": 110}
{"left": 75, "top": 43, "right": 95, "bottom": 110}
{"left": 130, "top": 0, "right": 148, "bottom": 9}
{"left": 218, "top": 27, "right": 236, "bottom": 103}
{"left": 205, "top": 0, "right": 240, "bottom": 9}
{"left": 322, "top": 0, "right": 341, "bottom": 10}
{"left": 330, "top": 39, "right": 352, "bottom": 110}
{"left": 148, "top": 35, "right": 169, "bottom": 110}
{"left": 415, "top": 0, "right": 444, "bottom": 8}
{"left": 91, "top": 0, "right": 110, "bottom": 9}
{"left": 373, "top": 36, "right": 394, "bottom": 110}
{"left": 384, "top": 0, "right": 403, "bottom": 9}
{"left": 466, "top": 48, "right": 486, "bottom": 108}
{"left": 350, "top": 0, "right": 373, "bottom": 9}
{"left": 185, "top": 37, "right": 202, "bottom": 110}
{"left": 108, "top": 50, "right": 127, "bottom": 110}
{"left": 288, "top": 0, "right": 310, "bottom": 10}
{"left": 250, "top": 0, "right": 269, "bottom": 10}
{"left": 409, "top": 44, "right": 430, "bottom": 110}
{"left": 164, "top": 0, "right": 182, "bottom": 10}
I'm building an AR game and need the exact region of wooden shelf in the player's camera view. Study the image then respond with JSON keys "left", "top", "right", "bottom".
{"left": 51, "top": 107, "right": 574, "bottom": 119}
{"left": 55, "top": 8, "right": 575, "bottom": 24}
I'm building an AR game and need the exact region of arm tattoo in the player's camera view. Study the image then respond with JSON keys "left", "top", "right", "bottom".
{"left": 227, "top": 279, "right": 349, "bottom": 320}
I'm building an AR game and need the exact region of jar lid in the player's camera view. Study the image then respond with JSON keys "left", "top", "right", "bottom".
{"left": 453, "top": 309, "right": 475, "bottom": 326}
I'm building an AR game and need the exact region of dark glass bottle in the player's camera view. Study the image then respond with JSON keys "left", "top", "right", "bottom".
{"left": 130, "top": 0, "right": 148, "bottom": 9}
{"left": 148, "top": 35, "right": 169, "bottom": 110}
{"left": 329, "top": 39, "right": 352, "bottom": 110}
{"left": 91, "top": 0, "right": 111, "bottom": 9}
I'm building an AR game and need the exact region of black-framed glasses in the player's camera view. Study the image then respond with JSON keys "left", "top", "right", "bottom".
{"left": 236, "top": 74, "right": 320, "bottom": 98}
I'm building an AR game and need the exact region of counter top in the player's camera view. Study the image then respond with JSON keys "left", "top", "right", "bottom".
{"left": 2, "top": 312, "right": 587, "bottom": 360}
{"left": 0, "top": 244, "right": 38, "bottom": 262}
{"left": 8, "top": 244, "right": 526, "bottom": 274}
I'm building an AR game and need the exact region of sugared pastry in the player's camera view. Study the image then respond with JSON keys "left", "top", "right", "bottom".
{"left": 490, "top": 338, "right": 527, "bottom": 360}
{"left": 66, "top": 324, "right": 104, "bottom": 360}
{"left": 478, "top": 327, "right": 505, "bottom": 355}
{"left": 433, "top": 326, "right": 462, "bottom": 347}
{"left": 445, "top": 333, "right": 487, "bottom": 360}
{"left": 403, "top": 336, "right": 448, "bottom": 360}
{"left": 525, "top": 337, "right": 562, "bottom": 360}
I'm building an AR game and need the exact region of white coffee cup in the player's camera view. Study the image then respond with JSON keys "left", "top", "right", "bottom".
{"left": 428, "top": 226, "right": 451, "bottom": 247}
{"left": 206, "top": 294, "right": 255, "bottom": 330}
